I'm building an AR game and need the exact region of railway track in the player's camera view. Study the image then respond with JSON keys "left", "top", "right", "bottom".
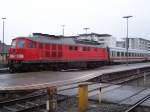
{"left": 0, "top": 90, "right": 70, "bottom": 112}
{"left": 0, "top": 90, "right": 46, "bottom": 112}
{"left": 0, "top": 68, "right": 9, "bottom": 74}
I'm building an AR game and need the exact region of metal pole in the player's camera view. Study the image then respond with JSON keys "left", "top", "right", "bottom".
{"left": 61, "top": 25, "right": 65, "bottom": 36}
{"left": 99, "top": 83, "right": 102, "bottom": 103}
{"left": 123, "top": 16, "right": 132, "bottom": 66}
{"left": 47, "top": 87, "right": 57, "bottom": 112}
{"left": 126, "top": 18, "right": 129, "bottom": 66}
{"left": 2, "top": 18, "right": 6, "bottom": 62}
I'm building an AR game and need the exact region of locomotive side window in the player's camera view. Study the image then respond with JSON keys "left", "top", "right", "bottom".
{"left": 58, "top": 45, "right": 62, "bottom": 50}
{"left": 18, "top": 40, "right": 25, "bottom": 48}
{"left": 45, "top": 44, "right": 50, "bottom": 50}
{"left": 58, "top": 52, "right": 62, "bottom": 57}
{"left": 69, "top": 46, "right": 78, "bottom": 50}
{"left": 29, "top": 41, "right": 35, "bottom": 48}
{"left": 75, "top": 46, "right": 78, "bottom": 50}
{"left": 69, "top": 46, "right": 73, "bottom": 50}
{"left": 39, "top": 43, "right": 43, "bottom": 49}
{"left": 94, "top": 48, "right": 97, "bottom": 51}
{"left": 45, "top": 51, "right": 50, "bottom": 57}
{"left": 11, "top": 40, "right": 16, "bottom": 48}
{"left": 83, "top": 47, "right": 85, "bottom": 51}
{"left": 52, "top": 52, "right": 56, "bottom": 57}
{"left": 52, "top": 44, "right": 56, "bottom": 50}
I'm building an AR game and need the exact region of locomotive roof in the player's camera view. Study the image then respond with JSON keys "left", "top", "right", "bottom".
{"left": 15, "top": 35, "right": 105, "bottom": 48}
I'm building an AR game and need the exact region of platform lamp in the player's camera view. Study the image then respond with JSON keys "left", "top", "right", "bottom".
{"left": 123, "top": 16, "right": 133, "bottom": 66}
{"left": 2, "top": 17, "right": 6, "bottom": 62}
{"left": 83, "top": 27, "right": 90, "bottom": 34}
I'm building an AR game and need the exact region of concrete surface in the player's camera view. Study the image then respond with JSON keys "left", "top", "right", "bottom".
{"left": 0, "top": 62, "right": 150, "bottom": 90}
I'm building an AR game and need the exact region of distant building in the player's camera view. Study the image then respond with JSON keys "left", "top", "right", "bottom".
{"left": 116, "top": 41, "right": 125, "bottom": 48}
{"left": 0, "top": 41, "right": 10, "bottom": 62}
{"left": 0, "top": 41, "right": 10, "bottom": 53}
{"left": 148, "top": 43, "right": 150, "bottom": 51}
{"left": 127, "top": 38, "right": 150, "bottom": 50}
{"left": 78, "top": 33, "right": 116, "bottom": 47}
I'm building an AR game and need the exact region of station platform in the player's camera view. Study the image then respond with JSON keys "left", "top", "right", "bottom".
{"left": 0, "top": 62, "right": 150, "bottom": 90}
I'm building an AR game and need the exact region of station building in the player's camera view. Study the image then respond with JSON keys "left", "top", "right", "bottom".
{"left": 120, "top": 37, "right": 150, "bottom": 51}
{"left": 0, "top": 41, "right": 10, "bottom": 63}
{"left": 78, "top": 33, "right": 116, "bottom": 47}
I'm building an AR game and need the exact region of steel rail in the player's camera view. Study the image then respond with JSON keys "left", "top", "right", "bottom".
{"left": 125, "top": 94, "right": 150, "bottom": 112}
{"left": 0, "top": 92, "right": 47, "bottom": 106}
{"left": 0, "top": 92, "right": 68, "bottom": 112}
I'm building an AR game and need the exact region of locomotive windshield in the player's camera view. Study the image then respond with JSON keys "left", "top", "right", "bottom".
{"left": 11, "top": 39, "right": 16, "bottom": 48}
{"left": 28, "top": 41, "right": 35, "bottom": 48}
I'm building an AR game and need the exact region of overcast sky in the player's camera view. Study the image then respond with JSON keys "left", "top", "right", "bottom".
{"left": 0, "top": 0, "right": 150, "bottom": 44}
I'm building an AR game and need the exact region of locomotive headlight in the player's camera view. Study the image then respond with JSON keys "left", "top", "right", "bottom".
{"left": 16, "top": 54, "right": 24, "bottom": 58}
{"left": 9, "top": 54, "right": 15, "bottom": 58}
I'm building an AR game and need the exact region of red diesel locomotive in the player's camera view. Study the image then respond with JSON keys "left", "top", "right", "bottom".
{"left": 8, "top": 33, "right": 108, "bottom": 72}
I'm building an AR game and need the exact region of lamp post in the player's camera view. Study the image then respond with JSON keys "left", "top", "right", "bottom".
{"left": 61, "top": 25, "right": 65, "bottom": 36}
{"left": 123, "top": 16, "right": 132, "bottom": 66}
{"left": 2, "top": 18, "right": 6, "bottom": 62}
{"left": 83, "top": 27, "right": 90, "bottom": 34}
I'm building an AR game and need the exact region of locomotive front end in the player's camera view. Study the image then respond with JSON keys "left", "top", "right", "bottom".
{"left": 9, "top": 39, "right": 25, "bottom": 60}
{"left": 8, "top": 38, "right": 26, "bottom": 72}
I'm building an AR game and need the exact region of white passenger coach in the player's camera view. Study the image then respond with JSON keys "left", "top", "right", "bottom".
{"left": 109, "top": 47, "right": 150, "bottom": 63}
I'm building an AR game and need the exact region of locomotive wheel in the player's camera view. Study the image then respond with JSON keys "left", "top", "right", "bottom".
{"left": 9, "top": 67, "right": 16, "bottom": 73}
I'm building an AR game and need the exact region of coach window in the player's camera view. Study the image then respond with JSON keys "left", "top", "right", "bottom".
{"left": 129, "top": 53, "right": 131, "bottom": 57}
{"left": 112, "top": 51, "right": 114, "bottom": 57}
{"left": 18, "top": 40, "right": 25, "bottom": 48}
{"left": 29, "top": 41, "right": 35, "bottom": 48}
{"left": 117, "top": 52, "right": 120, "bottom": 57}
{"left": 125, "top": 52, "right": 127, "bottom": 56}
{"left": 121, "top": 52, "right": 124, "bottom": 57}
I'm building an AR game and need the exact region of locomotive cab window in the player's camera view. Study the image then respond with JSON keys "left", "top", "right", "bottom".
{"left": 29, "top": 41, "right": 35, "bottom": 48}
{"left": 11, "top": 40, "right": 17, "bottom": 48}
{"left": 18, "top": 40, "right": 25, "bottom": 48}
